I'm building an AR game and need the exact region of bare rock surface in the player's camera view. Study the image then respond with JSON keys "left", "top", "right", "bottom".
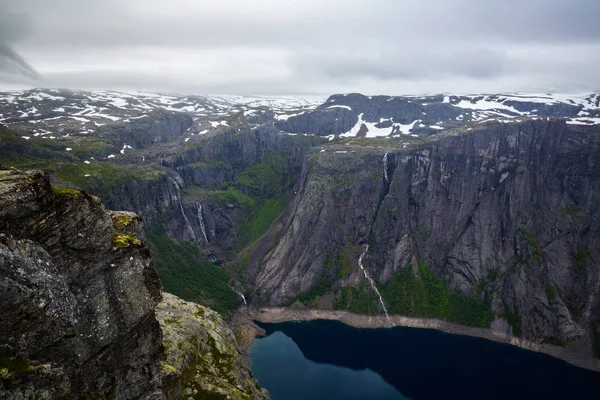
{"left": 0, "top": 169, "right": 167, "bottom": 399}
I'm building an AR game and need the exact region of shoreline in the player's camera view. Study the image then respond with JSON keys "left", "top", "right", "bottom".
{"left": 246, "top": 307, "right": 600, "bottom": 373}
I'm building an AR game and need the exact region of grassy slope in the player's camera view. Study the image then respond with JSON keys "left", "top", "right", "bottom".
{"left": 293, "top": 246, "right": 494, "bottom": 328}
{"left": 381, "top": 262, "right": 494, "bottom": 328}
{"left": 146, "top": 225, "right": 239, "bottom": 319}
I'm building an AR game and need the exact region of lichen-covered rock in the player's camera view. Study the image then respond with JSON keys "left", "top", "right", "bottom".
{"left": 0, "top": 169, "right": 167, "bottom": 399}
{"left": 157, "top": 293, "right": 269, "bottom": 400}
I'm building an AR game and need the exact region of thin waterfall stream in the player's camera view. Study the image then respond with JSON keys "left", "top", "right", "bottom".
{"left": 382, "top": 152, "right": 389, "bottom": 183}
{"left": 170, "top": 178, "right": 198, "bottom": 242}
{"left": 238, "top": 291, "right": 247, "bottom": 305}
{"left": 357, "top": 245, "right": 395, "bottom": 327}
{"left": 196, "top": 203, "right": 209, "bottom": 243}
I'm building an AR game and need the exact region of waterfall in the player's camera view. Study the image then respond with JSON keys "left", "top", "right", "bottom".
{"left": 197, "top": 203, "right": 209, "bottom": 243}
{"left": 233, "top": 288, "right": 247, "bottom": 305}
{"left": 170, "top": 178, "right": 198, "bottom": 242}
{"left": 382, "top": 152, "right": 389, "bottom": 183}
{"left": 357, "top": 245, "right": 395, "bottom": 327}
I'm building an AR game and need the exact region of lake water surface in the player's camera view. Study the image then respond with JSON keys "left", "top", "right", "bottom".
{"left": 248, "top": 320, "right": 600, "bottom": 400}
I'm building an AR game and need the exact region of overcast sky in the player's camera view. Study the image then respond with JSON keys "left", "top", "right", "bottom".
{"left": 0, "top": 0, "right": 599, "bottom": 95}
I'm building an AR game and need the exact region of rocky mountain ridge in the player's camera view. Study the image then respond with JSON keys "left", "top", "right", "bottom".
{"left": 275, "top": 92, "right": 600, "bottom": 138}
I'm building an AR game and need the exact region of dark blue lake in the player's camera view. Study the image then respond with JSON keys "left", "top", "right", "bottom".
{"left": 248, "top": 320, "right": 600, "bottom": 400}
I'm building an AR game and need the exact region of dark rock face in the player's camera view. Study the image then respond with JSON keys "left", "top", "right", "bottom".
{"left": 274, "top": 93, "right": 466, "bottom": 136}
{"left": 275, "top": 93, "right": 599, "bottom": 137}
{"left": 107, "top": 112, "right": 194, "bottom": 149}
{"left": 252, "top": 120, "right": 600, "bottom": 362}
{"left": 0, "top": 170, "right": 168, "bottom": 399}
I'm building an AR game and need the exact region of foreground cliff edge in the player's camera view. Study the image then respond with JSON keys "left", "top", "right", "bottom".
{"left": 0, "top": 169, "right": 267, "bottom": 399}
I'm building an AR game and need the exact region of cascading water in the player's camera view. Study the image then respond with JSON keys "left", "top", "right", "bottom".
{"left": 170, "top": 178, "right": 198, "bottom": 242}
{"left": 197, "top": 203, "right": 209, "bottom": 243}
{"left": 238, "top": 291, "right": 247, "bottom": 305}
{"left": 357, "top": 245, "right": 395, "bottom": 327}
{"left": 382, "top": 152, "right": 389, "bottom": 183}
{"left": 231, "top": 287, "right": 247, "bottom": 305}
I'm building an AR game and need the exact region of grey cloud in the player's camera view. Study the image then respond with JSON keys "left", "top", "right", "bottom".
{"left": 293, "top": 48, "right": 508, "bottom": 83}
{"left": 40, "top": 70, "right": 316, "bottom": 96}
{"left": 0, "top": 9, "right": 40, "bottom": 81}
{"left": 1, "top": 0, "right": 599, "bottom": 94}
{"left": 0, "top": 43, "right": 40, "bottom": 80}
{"left": 8, "top": 0, "right": 600, "bottom": 49}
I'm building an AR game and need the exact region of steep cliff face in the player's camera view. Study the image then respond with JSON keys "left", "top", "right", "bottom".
{"left": 157, "top": 293, "right": 269, "bottom": 400}
{"left": 252, "top": 120, "right": 600, "bottom": 360}
{"left": 0, "top": 170, "right": 166, "bottom": 399}
{"left": 105, "top": 126, "right": 326, "bottom": 254}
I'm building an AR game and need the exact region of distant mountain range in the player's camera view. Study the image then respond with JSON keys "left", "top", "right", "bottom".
{"left": 1, "top": 89, "right": 598, "bottom": 144}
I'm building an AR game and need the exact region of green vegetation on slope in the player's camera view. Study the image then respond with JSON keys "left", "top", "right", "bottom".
{"left": 333, "top": 284, "right": 380, "bottom": 314}
{"left": 207, "top": 159, "right": 293, "bottom": 251}
{"left": 381, "top": 262, "right": 494, "bottom": 328}
{"left": 240, "top": 191, "right": 291, "bottom": 246}
{"left": 294, "top": 246, "right": 364, "bottom": 308}
{"left": 146, "top": 225, "right": 238, "bottom": 319}
{"left": 291, "top": 251, "right": 492, "bottom": 326}
{"left": 234, "top": 162, "right": 280, "bottom": 196}
{"left": 502, "top": 306, "right": 523, "bottom": 337}
{"left": 51, "top": 161, "right": 165, "bottom": 201}
{"left": 0, "top": 126, "right": 76, "bottom": 166}
{"left": 574, "top": 246, "right": 589, "bottom": 276}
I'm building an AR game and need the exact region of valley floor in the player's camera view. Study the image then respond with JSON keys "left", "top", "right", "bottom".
{"left": 247, "top": 307, "right": 600, "bottom": 373}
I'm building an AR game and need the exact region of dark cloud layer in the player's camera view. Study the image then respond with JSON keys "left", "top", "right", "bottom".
{"left": 0, "top": 8, "right": 39, "bottom": 80}
{"left": 1, "top": 0, "right": 599, "bottom": 94}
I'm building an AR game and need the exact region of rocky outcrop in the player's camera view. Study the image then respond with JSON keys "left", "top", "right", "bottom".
{"left": 251, "top": 119, "right": 600, "bottom": 362}
{"left": 157, "top": 293, "right": 269, "bottom": 400}
{"left": 0, "top": 169, "right": 167, "bottom": 398}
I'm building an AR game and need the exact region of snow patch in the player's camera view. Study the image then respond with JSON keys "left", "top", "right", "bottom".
{"left": 120, "top": 144, "right": 134, "bottom": 154}
{"left": 327, "top": 105, "right": 352, "bottom": 111}
{"left": 397, "top": 120, "right": 419, "bottom": 135}
{"left": 566, "top": 117, "right": 600, "bottom": 125}
{"left": 275, "top": 111, "right": 306, "bottom": 121}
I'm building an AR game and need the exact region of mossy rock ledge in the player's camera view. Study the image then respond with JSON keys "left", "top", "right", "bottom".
{"left": 157, "top": 293, "right": 270, "bottom": 400}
